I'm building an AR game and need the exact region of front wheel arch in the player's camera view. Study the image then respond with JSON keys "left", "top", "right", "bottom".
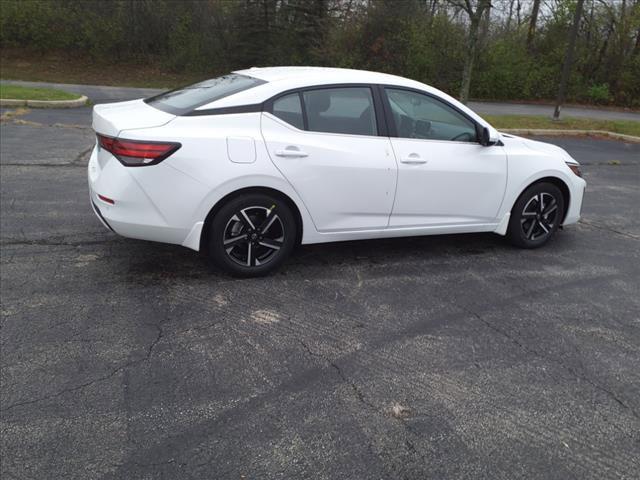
{"left": 512, "top": 176, "right": 570, "bottom": 225}
{"left": 199, "top": 187, "right": 303, "bottom": 253}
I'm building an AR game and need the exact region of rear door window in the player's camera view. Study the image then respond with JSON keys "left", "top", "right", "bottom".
{"left": 145, "top": 74, "right": 265, "bottom": 115}
{"left": 302, "top": 87, "right": 377, "bottom": 136}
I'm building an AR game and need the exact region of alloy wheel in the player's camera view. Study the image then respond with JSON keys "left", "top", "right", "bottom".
{"left": 223, "top": 206, "right": 284, "bottom": 267}
{"left": 520, "top": 192, "right": 559, "bottom": 241}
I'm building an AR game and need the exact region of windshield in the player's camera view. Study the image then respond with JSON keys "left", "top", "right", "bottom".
{"left": 145, "top": 74, "right": 266, "bottom": 115}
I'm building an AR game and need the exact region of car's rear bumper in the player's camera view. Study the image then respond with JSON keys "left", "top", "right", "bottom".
{"left": 87, "top": 145, "right": 201, "bottom": 249}
{"left": 90, "top": 199, "right": 114, "bottom": 232}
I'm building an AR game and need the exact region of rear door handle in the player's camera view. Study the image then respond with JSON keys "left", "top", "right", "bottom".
{"left": 275, "top": 146, "right": 308, "bottom": 158}
{"left": 400, "top": 153, "right": 427, "bottom": 164}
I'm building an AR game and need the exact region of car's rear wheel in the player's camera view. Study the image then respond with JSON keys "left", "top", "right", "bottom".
{"left": 507, "top": 182, "right": 564, "bottom": 248}
{"left": 208, "top": 193, "right": 297, "bottom": 277}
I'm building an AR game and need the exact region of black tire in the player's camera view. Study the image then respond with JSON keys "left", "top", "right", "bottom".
{"left": 507, "top": 182, "right": 565, "bottom": 249}
{"left": 208, "top": 193, "right": 297, "bottom": 277}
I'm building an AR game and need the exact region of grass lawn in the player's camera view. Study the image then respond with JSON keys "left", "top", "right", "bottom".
{"left": 486, "top": 114, "right": 640, "bottom": 137}
{"left": 0, "top": 48, "right": 203, "bottom": 89}
{"left": 0, "top": 84, "right": 81, "bottom": 101}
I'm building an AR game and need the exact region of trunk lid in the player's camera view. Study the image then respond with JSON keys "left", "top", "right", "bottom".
{"left": 92, "top": 99, "right": 176, "bottom": 137}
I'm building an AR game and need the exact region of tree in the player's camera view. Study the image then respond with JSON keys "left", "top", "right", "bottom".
{"left": 448, "top": 0, "right": 492, "bottom": 104}
{"left": 553, "top": 0, "right": 586, "bottom": 119}
{"left": 526, "top": 0, "right": 541, "bottom": 50}
{"left": 1, "top": 0, "right": 638, "bottom": 108}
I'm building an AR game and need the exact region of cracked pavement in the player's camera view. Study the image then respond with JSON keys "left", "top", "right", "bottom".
{"left": 1, "top": 93, "right": 639, "bottom": 479}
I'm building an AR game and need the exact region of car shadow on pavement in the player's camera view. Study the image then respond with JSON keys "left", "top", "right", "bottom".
{"left": 115, "top": 230, "right": 560, "bottom": 282}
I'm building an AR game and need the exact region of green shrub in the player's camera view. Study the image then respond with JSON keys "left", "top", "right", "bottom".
{"left": 587, "top": 84, "right": 611, "bottom": 104}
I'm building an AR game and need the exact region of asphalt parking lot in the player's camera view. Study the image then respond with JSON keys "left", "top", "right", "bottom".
{"left": 1, "top": 101, "right": 639, "bottom": 479}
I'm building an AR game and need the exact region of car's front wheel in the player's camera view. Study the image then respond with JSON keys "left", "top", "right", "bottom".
{"left": 507, "top": 182, "right": 565, "bottom": 248}
{"left": 208, "top": 193, "right": 297, "bottom": 277}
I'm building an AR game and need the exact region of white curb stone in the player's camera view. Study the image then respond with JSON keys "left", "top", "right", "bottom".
{"left": 0, "top": 95, "right": 88, "bottom": 108}
{"left": 501, "top": 128, "right": 640, "bottom": 143}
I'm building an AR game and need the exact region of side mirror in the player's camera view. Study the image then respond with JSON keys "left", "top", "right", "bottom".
{"left": 480, "top": 126, "right": 499, "bottom": 146}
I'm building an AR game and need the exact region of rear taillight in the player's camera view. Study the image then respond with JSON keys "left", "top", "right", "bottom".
{"left": 97, "top": 134, "right": 181, "bottom": 167}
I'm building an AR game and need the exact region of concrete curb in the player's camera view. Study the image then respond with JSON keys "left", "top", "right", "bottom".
{"left": 501, "top": 128, "right": 640, "bottom": 144}
{"left": 0, "top": 95, "right": 88, "bottom": 108}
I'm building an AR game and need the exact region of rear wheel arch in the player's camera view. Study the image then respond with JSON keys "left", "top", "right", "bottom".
{"left": 200, "top": 187, "right": 304, "bottom": 253}
{"left": 513, "top": 176, "right": 570, "bottom": 224}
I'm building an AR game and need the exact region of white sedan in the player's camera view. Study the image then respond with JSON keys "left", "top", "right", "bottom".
{"left": 88, "top": 67, "right": 586, "bottom": 276}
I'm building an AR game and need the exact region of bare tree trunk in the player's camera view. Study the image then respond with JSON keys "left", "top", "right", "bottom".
{"left": 455, "top": 0, "right": 491, "bottom": 104}
{"left": 553, "top": 0, "right": 585, "bottom": 120}
{"left": 611, "top": 0, "right": 629, "bottom": 93}
{"left": 596, "top": 17, "right": 615, "bottom": 70}
{"left": 585, "top": 0, "right": 594, "bottom": 48}
{"left": 507, "top": 0, "right": 515, "bottom": 30}
{"left": 635, "top": 0, "right": 640, "bottom": 55}
{"left": 429, "top": 0, "right": 438, "bottom": 18}
{"left": 526, "top": 0, "right": 541, "bottom": 50}
{"left": 460, "top": 15, "right": 481, "bottom": 104}
{"left": 480, "top": 1, "right": 491, "bottom": 43}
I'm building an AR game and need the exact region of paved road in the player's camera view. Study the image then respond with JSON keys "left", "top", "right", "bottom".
{"left": 1, "top": 103, "right": 639, "bottom": 479}
{"left": 3, "top": 79, "right": 639, "bottom": 122}
{"left": 467, "top": 100, "right": 640, "bottom": 122}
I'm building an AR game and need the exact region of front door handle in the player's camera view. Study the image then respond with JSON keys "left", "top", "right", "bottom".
{"left": 400, "top": 153, "right": 427, "bottom": 164}
{"left": 275, "top": 146, "right": 308, "bottom": 158}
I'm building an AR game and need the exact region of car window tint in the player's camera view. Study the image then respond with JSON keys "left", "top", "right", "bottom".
{"left": 303, "top": 87, "right": 377, "bottom": 136}
{"left": 145, "top": 74, "right": 265, "bottom": 115}
{"left": 272, "top": 93, "right": 304, "bottom": 129}
{"left": 386, "top": 88, "right": 477, "bottom": 142}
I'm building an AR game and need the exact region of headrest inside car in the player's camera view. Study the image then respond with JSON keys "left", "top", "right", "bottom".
{"left": 307, "top": 91, "right": 331, "bottom": 114}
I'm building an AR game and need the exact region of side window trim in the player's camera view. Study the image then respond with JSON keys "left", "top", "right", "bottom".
{"left": 265, "top": 84, "right": 387, "bottom": 137}
{"left": 376, "top": 84, "right": 397, "bottom": 138}
{"left": 379, "top": 85, "right": 480, "bottom": 142}
{"left": 298, "top": 91, "right": 309, "bottom": 131}
{"left": 371, "top": 85, "right": 389, "bottom": 137}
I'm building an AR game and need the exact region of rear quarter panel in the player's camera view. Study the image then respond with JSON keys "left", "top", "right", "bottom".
{"left": 118, "top": 112, "right": 316, "bottom": 241}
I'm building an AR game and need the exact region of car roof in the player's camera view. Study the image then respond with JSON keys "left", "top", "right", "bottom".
{"left": 233, "top": 66, "right": 417, "bottom": 86}
{"left": 196, "top": 66, "right": 427, "bottom": 110}
{"left": 194, "top": 66, "right": 489, "bottom": 129}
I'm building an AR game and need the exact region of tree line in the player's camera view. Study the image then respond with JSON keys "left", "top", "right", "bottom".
{"left": 1, "top": 0, "right": 638, "bottom": 107}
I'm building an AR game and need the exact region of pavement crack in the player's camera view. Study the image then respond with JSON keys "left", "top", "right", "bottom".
{"left": 52, "top": 122, "right": 92, "bottom": 130}
{"left": 145, "top": 322, "right": 164, "bottom": 360}
{"left": 4, "top": 118, "right": 91, "bottom": 130}
{"left": 1, "top": 323, "right": 164, "bottom": 413}
{"left": 462, "top": 306, "right": 640, "bottom": 421}
{"left": 1, "top": 236, "right": 115, "bottom": 247}
{"left": 297, "top": 339, "right": 377, "bottom": 410}
{"left": 71, "top": 146, "right": 94, "bottom": 164}
{"left": 579, "top": 219, "right": 639, "bottom": 240}
{"left": 129, "top": 458, "right": 177, "bottom": 468}
{"left": 0, "top": 162, "right": 87, "bottom": 168}
{"left": 2, "top": 361, "right": 139, "bottom": 413}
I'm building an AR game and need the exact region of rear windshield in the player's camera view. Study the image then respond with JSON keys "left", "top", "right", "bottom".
{"left": 144, "top": 74, "right": 266, "bottom": 115}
